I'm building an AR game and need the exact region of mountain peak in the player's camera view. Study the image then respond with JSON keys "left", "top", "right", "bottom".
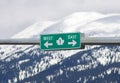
{"left": 0, "top": 12, "right": 120, "bottom": 83}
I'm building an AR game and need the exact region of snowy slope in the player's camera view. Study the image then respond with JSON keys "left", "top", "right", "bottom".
{"left": 0, "top": 12, "right": 107, "bottom": 61}
{"left": 12, "top": 12, "right": 106, "bottom": 38}
{"left": 0, "top": 12, "right": 120, "bottom": 83}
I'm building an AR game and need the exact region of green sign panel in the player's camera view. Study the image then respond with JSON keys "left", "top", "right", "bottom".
{"left": 40, "top": 32, "right": 81, "bottom": 50}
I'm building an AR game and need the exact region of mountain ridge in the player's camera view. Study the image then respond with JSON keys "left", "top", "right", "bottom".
{"left": 0, "top": 12, "right": 120, "bottom": 83}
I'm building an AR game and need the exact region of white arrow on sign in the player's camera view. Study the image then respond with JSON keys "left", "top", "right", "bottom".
{"left": 44, "top": 41, "right": 53, "bottom": 48}
{"left": 68, "top": 40, "right": 77, "bottom": 46}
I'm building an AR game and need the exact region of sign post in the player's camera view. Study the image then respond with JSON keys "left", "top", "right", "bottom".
{"left": 40, "top": 32, "right": 81, "bottom": 50}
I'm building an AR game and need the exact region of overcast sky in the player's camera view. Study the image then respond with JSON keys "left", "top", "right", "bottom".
{"left": 0, "top": 0, "right": 120, "bottom": 38}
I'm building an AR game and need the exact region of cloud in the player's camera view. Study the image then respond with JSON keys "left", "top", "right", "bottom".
{"left": 0, "top": 0, "right": 120, "bottom": 38}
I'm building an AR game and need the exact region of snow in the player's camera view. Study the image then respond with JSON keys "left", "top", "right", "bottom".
{"left": 12, "top": 21, "right": 56, "bottom": 38}
{"left": 11, "top": 12, "right": 113, "bottom": 40}
{"left": 18, "top": 59, "right": 30, "bottom": 65}
{"left": 13, "top": 77, "right": 17, "bottom": 83}
{"left": 19, "top": 70, "right": 26, "bottom": 80}
{"left": 59, "top": 69, "right": 63, "bottom": 75}
{"left": 1, "top": 12, "right": 120, "bottom": 82}
{"left": 107, "top": 69, "right": 112, "bottom": 75}
{"left": 97, "top": 57, "right": 108, "bottom": 66}
{"left": 49, "top": 58, "right": 60, "bottom": 65}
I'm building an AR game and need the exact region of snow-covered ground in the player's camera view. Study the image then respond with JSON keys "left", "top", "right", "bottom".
{"left": 0, "top": 12, "right": 120, "bottom": 83}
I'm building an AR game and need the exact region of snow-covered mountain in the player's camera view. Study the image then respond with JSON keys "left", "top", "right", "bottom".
{"left": 0, "top": 12, "right": 120, "bottom": 83}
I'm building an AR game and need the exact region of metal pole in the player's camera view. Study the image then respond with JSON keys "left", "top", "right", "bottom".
{"left": 81, "top": 37, "right": 120, "bottom": 45}
{"left": 0, "top": 37, "right": 120, "bottom": 45}
{"left": 0, "top": 38, "right": 39, "bottom": 45}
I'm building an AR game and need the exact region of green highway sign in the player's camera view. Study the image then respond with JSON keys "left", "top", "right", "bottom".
{"left": 40, "top": 32, "right": 81, "bottom": 50}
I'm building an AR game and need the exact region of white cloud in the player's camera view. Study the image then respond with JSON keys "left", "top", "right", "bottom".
{"left": 0, "top": 0, "right": 120, "bottom": 38}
